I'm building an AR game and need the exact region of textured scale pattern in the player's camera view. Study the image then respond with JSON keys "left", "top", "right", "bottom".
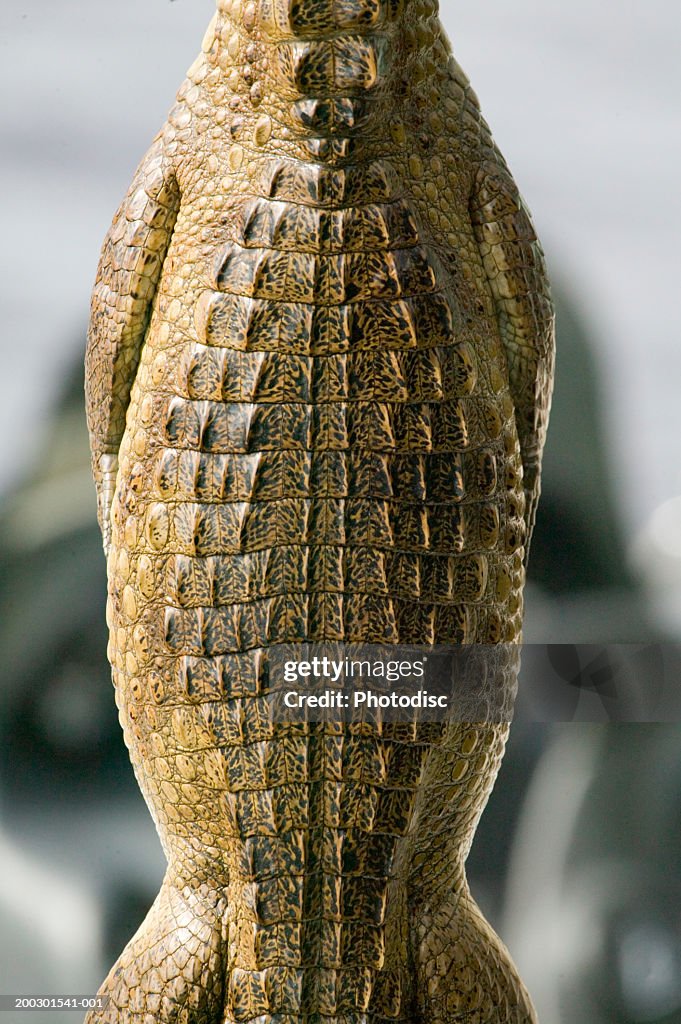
{"left": 84, "top": 0, "right": 554, "bottom": 1020}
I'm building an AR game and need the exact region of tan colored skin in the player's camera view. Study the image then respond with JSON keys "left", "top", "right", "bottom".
{"left": 85, "top": 0, "right": 554, "bottom": 1020}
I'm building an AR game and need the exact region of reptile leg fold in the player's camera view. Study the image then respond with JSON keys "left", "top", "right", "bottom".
{"left": 85, "top": 877, "right": 226, "bottom": 1024}
{"left": 412, "top": 890, "right": 537, "bottom": 1024}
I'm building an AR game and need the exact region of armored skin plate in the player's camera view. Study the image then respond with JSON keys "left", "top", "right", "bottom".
{"left": 84, "top": 0, "right": 554, "bottom": 1019}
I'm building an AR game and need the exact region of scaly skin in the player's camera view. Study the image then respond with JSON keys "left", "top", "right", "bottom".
{"left": 84, "top": 0, "right": 554, "bottom": 1020}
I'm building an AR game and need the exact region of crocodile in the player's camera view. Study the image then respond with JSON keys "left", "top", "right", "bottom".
{"left": 84, "top": 0, "right": 554, "bottom": 1019}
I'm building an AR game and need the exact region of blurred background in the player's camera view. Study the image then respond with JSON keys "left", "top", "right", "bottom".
{"left": 1, "top": 0, "right": 681, "bottom": 1020}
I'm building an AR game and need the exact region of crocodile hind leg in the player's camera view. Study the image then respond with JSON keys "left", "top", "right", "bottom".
{"left": 406, "top": 718, "right": 536, "bottom": 1023}
{"left": 412, "top": 888, "right": 536, "bottom": 1024}
{"left": 85, "top": 876, "right": 226, "bottom": 1024}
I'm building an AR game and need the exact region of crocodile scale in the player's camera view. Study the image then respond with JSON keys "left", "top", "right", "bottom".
{"left": 84, "top": 0, "right": 554, "bottom": 1019}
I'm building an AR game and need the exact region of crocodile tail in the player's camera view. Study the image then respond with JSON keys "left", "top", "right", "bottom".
{"left": 212, "top": 718, "right": 432, "bottom": 1023}
{"left": 84, "top": 877, "right": 227, "bottom": 1023}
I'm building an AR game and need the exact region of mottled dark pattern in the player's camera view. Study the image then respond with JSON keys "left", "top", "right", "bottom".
{"left": 84, "top": 0, "right": 554, "bottom": 1019}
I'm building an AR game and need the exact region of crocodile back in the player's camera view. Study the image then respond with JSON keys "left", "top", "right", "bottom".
{"left": 95, "top": 0, "right": 536, "bottom": 1018}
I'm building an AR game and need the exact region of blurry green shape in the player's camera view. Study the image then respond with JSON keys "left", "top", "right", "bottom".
{"left": 529, "top": 291, "right": 635, "bottom": 593}
{"left": 0, "top": 358, "right": 124, "bottom": 799}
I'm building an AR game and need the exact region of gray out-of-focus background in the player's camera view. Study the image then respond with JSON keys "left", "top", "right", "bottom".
{"left": 1, "top": 1, "right": 681, "bottom": 1021}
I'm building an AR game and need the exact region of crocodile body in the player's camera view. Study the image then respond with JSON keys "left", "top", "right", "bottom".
{"left": 84, "top": 0, "right": 554, "bottom": 1020}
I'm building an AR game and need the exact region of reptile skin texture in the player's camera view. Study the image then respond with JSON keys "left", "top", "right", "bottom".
{"left": 84, "top": 0, "right": 554, "bottom": 1020}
